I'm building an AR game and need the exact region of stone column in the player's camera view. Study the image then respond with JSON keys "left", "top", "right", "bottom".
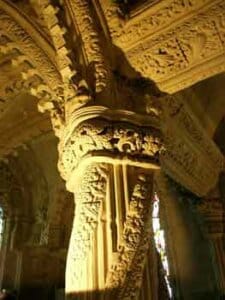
{"left": 197, "top": 195, "right": 225, "bottom": 294}
{"left": 55, "top": 99, "right": 224, "bottom": 299}
{"left": 155, "top": 172, "right": 221, "bottom": 300}
{"left": 58, "top": 107, "right": 163, "bottom": 299}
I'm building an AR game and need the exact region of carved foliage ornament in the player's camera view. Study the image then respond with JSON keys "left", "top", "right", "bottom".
{"left": 59, "top": 117, "right": 163, "bottom": 180}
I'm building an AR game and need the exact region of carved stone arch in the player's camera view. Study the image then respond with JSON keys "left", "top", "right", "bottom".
{"left": 0, "top": 0, "right": 75, "bottom": 121}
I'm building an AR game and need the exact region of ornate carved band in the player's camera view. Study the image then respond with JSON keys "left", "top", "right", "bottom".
{"left": 58, "top": 116, "right": 163, "bottom": 185}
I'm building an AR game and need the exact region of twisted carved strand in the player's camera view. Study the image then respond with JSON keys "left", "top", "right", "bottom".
{"left": 106, "top": 171, "right": 153, "bottom": 299}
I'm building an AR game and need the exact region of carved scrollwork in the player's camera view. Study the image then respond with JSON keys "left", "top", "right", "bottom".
{"left": 59, "top": 117, "right": 163, "bottom": 181}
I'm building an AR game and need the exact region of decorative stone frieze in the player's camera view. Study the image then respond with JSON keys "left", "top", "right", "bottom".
{"left": 103, "top": 0, "right": 225, "bottom": 93}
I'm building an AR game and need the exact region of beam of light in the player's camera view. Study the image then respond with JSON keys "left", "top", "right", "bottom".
{"left": 152, "top": 193, "right": 173, "bottom": 298}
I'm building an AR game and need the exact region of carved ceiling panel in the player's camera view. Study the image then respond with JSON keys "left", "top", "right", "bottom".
{"left": 103, "top": 0, "right": 225, "bottom": 93}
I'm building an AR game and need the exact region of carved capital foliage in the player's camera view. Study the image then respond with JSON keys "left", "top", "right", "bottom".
{"left": 58, "top": 110, "right": 162, "bottom": 184}
{"left": 59, "top": 105, "right": 160, "bottom": 298}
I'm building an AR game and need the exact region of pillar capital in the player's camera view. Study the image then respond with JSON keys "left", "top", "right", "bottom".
{"left": 58, "top": 106, "right": 162, "bottom": 190}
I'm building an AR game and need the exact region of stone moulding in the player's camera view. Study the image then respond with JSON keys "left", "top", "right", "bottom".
{"left": 62, "top": 0, "right": 110, "bottom": 93}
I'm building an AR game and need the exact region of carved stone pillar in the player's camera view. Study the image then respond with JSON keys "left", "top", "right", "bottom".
{"left": 58, "top": 107, "right": 163, "bottom": 299}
